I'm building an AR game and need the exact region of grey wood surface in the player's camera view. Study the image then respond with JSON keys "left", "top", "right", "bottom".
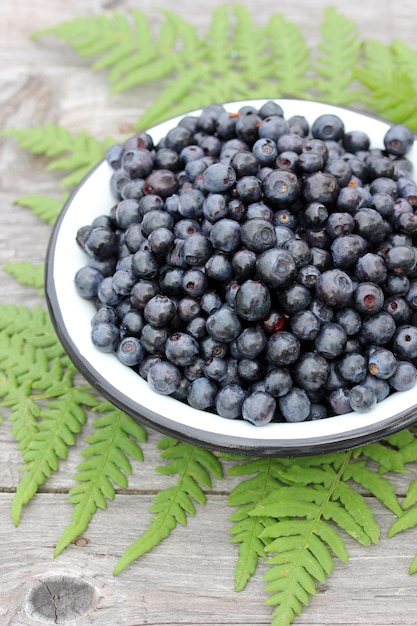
{"left": 2, "top": 1, "right": 417, "bottom": 624}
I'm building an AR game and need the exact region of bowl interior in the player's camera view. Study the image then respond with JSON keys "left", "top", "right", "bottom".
{"left": 46, "top": 98, "right": 417, "bottom": 456}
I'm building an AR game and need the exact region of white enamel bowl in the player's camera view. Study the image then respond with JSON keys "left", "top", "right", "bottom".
{"left": 45, "top": 99, "right": 417, "bottom": 456}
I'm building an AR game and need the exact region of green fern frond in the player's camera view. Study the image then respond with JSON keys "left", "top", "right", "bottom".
{"left": 359, "top": 441, "right": 406, "bottom": 474}
{"left": 11, "top": 388, "right": 95, "bottom": 525}
{"left": 231, "top": 5, "right": 272, "bottom": 89}
{"left": 0, "top": 304, "right": 99, "bottom": 525}
{"left": 245, "top": 450, "right": 391, "bottom": 624}
{"left": 227, "top": 457, "right": 286, "bottom": 592}
{"left": 3, "top": 126, "right": 109, "bottom": 189}
{"left": 356, "top": 40, "right": 417, "bottom": 129}
{"left": 12, "top": 194, "right": 67, "bottom": 224}
{"left": 314, "top": 7, "right": 363, "bottom": 105}
{"left": 266, "top": 13, "right": 313, "bottom": 97}
{"left": 54, "top": 402, "right": 146, "bottom": 556}
{"left": 113, "top": 437, "right": 223, "bottom": 574}
{"left": 3, "top": 261, "right": 45, "bottom": 295}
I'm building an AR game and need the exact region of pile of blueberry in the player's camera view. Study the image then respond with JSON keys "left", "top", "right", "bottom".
{"left": 74, "top": 100, "right": 417, "bottom": 426}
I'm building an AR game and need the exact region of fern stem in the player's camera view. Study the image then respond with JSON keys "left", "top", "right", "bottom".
{"left": 0, "top": 384, "right": 93, "bottom": 408}
{"left": 266, "top": 451, "right": 353, "bottom": 616}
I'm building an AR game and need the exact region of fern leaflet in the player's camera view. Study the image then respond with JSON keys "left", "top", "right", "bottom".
{"left": 265, "top": 13, "right": 313, "bottom": 98}
{"left": 248, "top": 451, "right": 374, "bottom": 625}
{"left": 12, "top": 194, "right": 67, "bottom": 224}
{"left": 3, "top": 261, "right": 45, "bottom": 295}
{"left": 227, "top": 457, "right": 288, "bottom": 592}
{"left": 314, "top": 7, "right": 363, "bottom": 105}
{"left": 54, "top": 402, "right": 146, "bottom": 556}
{"left": 113, "top": 437, "right": 223, "bottom": 574}
{"left": 356, "top": 40, "right": 417, "bottom": 129}
{"left": 3, "top": 126, "right": 110, "bottom": 188}
{"left": 11, "top": 388, "right": 96, "bottom": 525}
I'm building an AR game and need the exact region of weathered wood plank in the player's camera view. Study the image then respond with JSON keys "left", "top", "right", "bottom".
{"left": 1, "top": 494, "right": 417, "bottom": 625}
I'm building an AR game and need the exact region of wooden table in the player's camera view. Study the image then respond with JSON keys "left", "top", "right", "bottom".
{"left": 2, "top": 1, "right": 417, "bottom": 624}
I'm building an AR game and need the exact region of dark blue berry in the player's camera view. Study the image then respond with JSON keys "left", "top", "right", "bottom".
{"left": 242, "top": 390, "right": 276, "bottom": 426}
{"left": 235, "top": 280, "right": 271, "bottom": 322}
{"left": 279, "top": 387, "right": 311, "bottom": 422}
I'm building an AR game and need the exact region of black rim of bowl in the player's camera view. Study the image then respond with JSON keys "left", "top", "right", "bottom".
{"left": 45, "top": 98, "right": 417, "bottom": 457}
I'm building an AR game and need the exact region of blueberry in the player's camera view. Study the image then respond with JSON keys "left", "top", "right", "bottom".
{"left": 361, "top": 311, "right": 396, "bottom": 345}
{"left": 165, "top": 332, "right": 200, "bottom": 366}
{"left": 240, "top": 218, "right": 277, "bottom": 253}
{"left": 331, "top": 234, "right": 368, "bottom": 268}
{"left": 262, "top": 169, "right": 301, "bottom": 207}
{"left": 209, "top": 218, "right": 241, "bottom": 253}
{"left": 91, "top": 322, "right": 120, "bottom": 353}
{"left": 303, "top": 172, "right": 339, "bottom": 207}
{"left": 144, "top": 294, "right": 176, "bottom": 327}
{"left": 205, "top": 252, "right": 234, "bottom": 283}
{"left": 392, "top": 325, "right": 417, "bottom": 359}
{"left": 181, "top": 268, "right": 208, "bottom": 298}
{"left": 353, "top": 282, "right": 384, "bottom": 315}
{"left": 120, "top": 310, "right": 144, "bottom": 337}
{"left": 242, "top": 391, "right": 276, "bottom": 426}
{"left": 85, "top": 227, "right": 118, "bottom": 260}
{"left": 363, "top": 373, "right": 390, "bottom": 402}
{"left": 144, "top": 169, "right": 179, "bottom": 199}
{"left": 311, "top": 114, "right": 345, "bottom": 142}
{"left": 389, "top": 360, "right": 417, "bottom": 391}
{"left": 256, "top": 248, "right": 296, "bottom": 289}
{"left": 122, "top": 148, "right": 154, "bottom": 179}
{"left": 74, "top": 266, "right": 104, "bottom": 299}
{"left": 234, "top": 279, "right": 271, "bottom": 322}
{"left": 141, "top": 209, "right": 174, "bottom": 236}
{"left": 355, "top": 253, "right": 387, "bottom": 284}
{"left": 91, "top": 305, "right": 118, "bottom": 327}
{"left": 235, "top": 175, "right": 263, "bottom": 203}
{"left": 116, "top": 337, "right": 145, "bottom": 367}
{"left": 112, "top": 268, "right": 136, "bottom": 296}
{"left": 187, "top": 377, "right": 218, "bottom": 410}
{"left": 368, "top": 347, "right": 398, "bottom": 379}
{"left": 203, "top": 356, "right": 228, "bottom": 382}
{"left": 383, "top": 296, "right": 411, "bottom": 324}
{"left": 231, "top": 248, "right": 257, "bottom": 281}
{"left": 258, "top": 115, "right": 289, "bottom": 141}
{"left": 385, "top": 245, "right": 416, "bottom": 275}
{"left": 252, "top": 138, "right": 278, "bottom": 167}
{"left": 147, "top": 361, "right": 182, "bottom": 395}
{"left": 337, "top": 352, "right": 368, "bottom": 384}
{"left": 314, "top": 322, "right": 347, "bottom": 359}
{"left": 132, "top": 250, "right": 159, "bottom": 279}
{"left": 315, "top": 269, "right": 354, "bottom": 307}
{"left": 266, "top": 331, "right": 300, "bottom": 367}
{"left": 293, "top": 352, "right": 330, "bottom": 392}
{"left": 235, "top": 112, "right": 262, "bottom": 144}
{"left": 206, "top": 305, "right": 242, "bottom": 343}
{"left": 278, "top": 283, "right": 312, "bottom": 315}
{"left": 279, "top": 387, "right": 311, "bottom": 422}
{"left": 235, "top": 325, "right": 267, "bottom": 359}
{"left": 328, "top": 387, "right": 352, "bottom": 414}
{"left": 384, "top": 124, "right": 415, "bottom": 156}
{"left": 297, "top": 264, "right": 321, "bottom": 290}
{"left": 130, "top": 279, "right": 160, "bottom": 309}
{"left": 349, "top": 385, "right": 377, "bottom": 412}
{"left": 97, "top": 276, "right": 120, "bottom": 306}
{"left": 215, "top": 384, "right": 248, "bottom": 419}
{"left": 290, "top": 310, "right": 321, "bottom": 341}
{"left": 335, "top": 307, "right": 362, "bottom": 335}
{"left": 264, "top": 367, "right": 293, "bottom": 397}
{"left": 203, "top": 162, "right": 236, "bottom": 193}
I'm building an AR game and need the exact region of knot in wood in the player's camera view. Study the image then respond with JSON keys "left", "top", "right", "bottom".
{"left": 25, "top": 574, "right": 98, "bottom": 623}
